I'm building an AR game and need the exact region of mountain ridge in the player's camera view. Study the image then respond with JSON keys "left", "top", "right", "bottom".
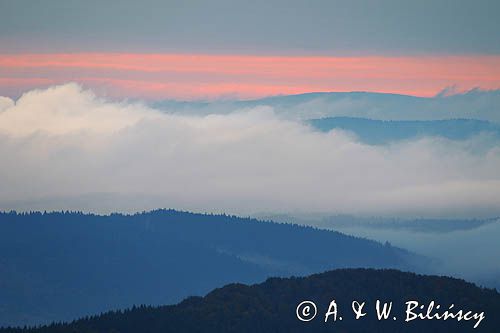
{"left": 0, "top": 210, "right": 428, "bottom": 327}
{"left": 308, "top": 117, "right": 500, "bottom": 144}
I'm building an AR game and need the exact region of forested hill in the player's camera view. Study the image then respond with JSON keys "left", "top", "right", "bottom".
{"left": 3, "top": 269, "right": 499, "bottom": 333}
{"left": 0, "top": 210, "right": 427, "bottom": 327}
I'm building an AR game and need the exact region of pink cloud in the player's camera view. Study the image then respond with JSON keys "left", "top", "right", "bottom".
{"left": 1, "top": 53, "right": 499, "bottom": 100}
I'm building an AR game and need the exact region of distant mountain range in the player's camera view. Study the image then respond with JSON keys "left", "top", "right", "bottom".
{"left": 257, "top": 213, "right": 500, "bottom": 233}
{"left": 0, "top": 210, "right": 428, "bottom": 327}
{"left": 3, "top": 268, "right": 499, "bottom": 332}
{"left": 308, "top": 117, "right": 500, "bottom": 144}
{"left": 152, "top": 90, "right": 500, "bottom": 123}
{"left": 152, "top": 91, "right": 500, "bottom": 144}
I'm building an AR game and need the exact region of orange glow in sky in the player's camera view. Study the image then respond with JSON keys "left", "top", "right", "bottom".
{"left": 1, "top": 53, "right": 499, "bottom": 100}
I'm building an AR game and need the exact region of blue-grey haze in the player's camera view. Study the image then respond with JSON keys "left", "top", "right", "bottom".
{"left": 1, "top": 0, "right": 499, "bottom": 53}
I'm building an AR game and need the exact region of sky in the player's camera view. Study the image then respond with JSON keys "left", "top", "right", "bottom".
{"left": 1, "top": 54, "right": 500, "bottom": 100}
{"left": 2, "top": 0, "right": 499, "bottom": 54}
{"left": 1, "top": 0, "right": 500, "bottom": 100}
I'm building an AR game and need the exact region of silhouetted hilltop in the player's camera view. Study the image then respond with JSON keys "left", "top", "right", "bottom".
{"left": 3, "top": 269, "right": 498, "bottom": 332}
{"left": 0, "top": 210, "right": 427, "bottom": 327}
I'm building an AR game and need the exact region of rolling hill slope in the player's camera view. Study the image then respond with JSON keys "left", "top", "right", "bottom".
{"left": 0, "top": 210, "right": 427, "bottom": 327}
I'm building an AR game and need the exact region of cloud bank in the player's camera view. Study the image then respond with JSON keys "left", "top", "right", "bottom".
{"left": 1, "top": 84, "right": 499, "bottom": 217}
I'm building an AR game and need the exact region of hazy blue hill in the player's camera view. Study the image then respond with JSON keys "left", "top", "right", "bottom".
{"left": 151, "top": 91, "right": 423, "bottom": 117}
{"left": 309, "top": 117, "right": 500, "bottom": 144}
{"left": 245, "top": 91, "right": 422, "bottom": 108}
{"left": 4, "top": 269, "right": 499, "bottom": 333}
{"left": 259, "top": 213, "right": 499, "bottom": 233}
{"left": 153, "top": 91, "right": 420, "bottom": 106}
{"left": 152, "top": 90, "right": 500, "bottom": 123}
{"left": 0, "top": 210, "right": 427, "bottom": 327}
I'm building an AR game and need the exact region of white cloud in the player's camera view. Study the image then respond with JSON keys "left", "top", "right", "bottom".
{"left": 1, "top": 84, "right": 500, "bottom": 217}
{"left": 0, "top": 96, "right": 14, "bottom": 113}
{"left": 0, "top": 83, "right": 161, "bottom": 136}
